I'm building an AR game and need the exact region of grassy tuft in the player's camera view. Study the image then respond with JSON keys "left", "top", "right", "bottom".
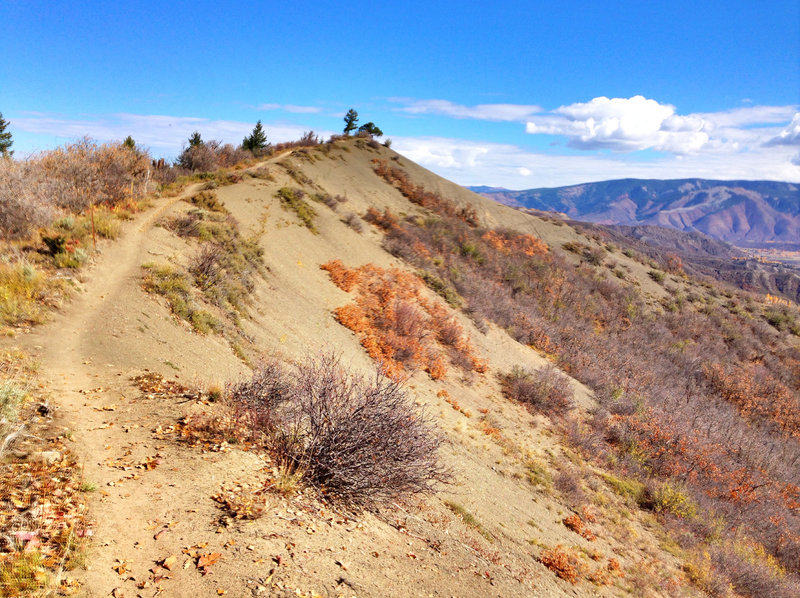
{"left": 0, "top": 260, "right": 67, "bottom": 328}
{"left": 276, "top": 187, "right": 318, "bottom": 233}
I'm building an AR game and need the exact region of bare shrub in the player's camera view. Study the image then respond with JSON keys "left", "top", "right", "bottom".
{"left": 0, "top": 161, "right": 55, "bottom": 238}
{"left": 500, "top": 365, "right": 574, "bottom": 416}
{"left": 177, "top": 142, "right": 220, "bottom": 172}
{"left": 229, "top": 354, "right": 449, "bottom": 508}
{"left": 227, "top": 362, "right": 292, "bottom": 441}
{"left": 555, "top": 467, "right": 586, "bottom": 505}
{"left": 313, "top": 193, "right": 338, "bottom": 211}
{"left": 343, "top": 212, "right": 363, "bottom": 233}
{"left": 273, "top": 131, "right": 321, "bottom": 152}
{"left": 710, "top": 546, "right": 800, "bottom": 598}
{"left": 0, "top": 138, "right": 151, "bottom": 237}
{"left": 188, "top": 244, "right": 223, "bottom": 291}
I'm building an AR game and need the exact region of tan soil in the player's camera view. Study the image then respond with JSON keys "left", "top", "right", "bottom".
{"left": 5, "top": 142, "right": 693, "bottom": 597}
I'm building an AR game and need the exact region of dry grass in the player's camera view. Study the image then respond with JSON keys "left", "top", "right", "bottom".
{"left": 0, "top": 259, "right": 68, "bottom": 330}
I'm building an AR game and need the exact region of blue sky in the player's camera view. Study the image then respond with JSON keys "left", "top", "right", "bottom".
{"left": 1, "top": 0, "right": 799, "bottom": 188}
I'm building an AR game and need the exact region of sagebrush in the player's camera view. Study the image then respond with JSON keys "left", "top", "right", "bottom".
{"left": 227, "top": 354, "right": 449, "bottom": 508}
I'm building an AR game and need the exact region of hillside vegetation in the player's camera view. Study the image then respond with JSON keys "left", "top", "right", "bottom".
{"left": 1, "top": 135, "right": 799, "bottom": 597}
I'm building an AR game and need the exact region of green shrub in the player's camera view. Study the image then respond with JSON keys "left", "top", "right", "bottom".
{"left": 601, "top": 472, "right": 647, "bottom": 505}
{"left": 653, "top": 481, "right": 697, "bottom": 518}
{"left": 419, "top": 270, "right": 461, "bottom": 307}
{"left": 141, "top": 263, "right": 218, "bottom": 334}
{"left": 188, "top": 190, "right": 226, "bottom": 212}
{"left": 276, "top": 187, "right": 318, "bottom": 233}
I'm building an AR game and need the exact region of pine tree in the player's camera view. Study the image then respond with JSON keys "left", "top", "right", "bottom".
{"left": 358, "top": 122, "right": 383, "bottom": 137}
{"left": 123, "top": 136, "right": 136, "bottom": 149}
{"left": 0, "top": 112, "right": 13, "bottom": 157}
{"left": 343, "top": 109, "right": 359, "bottom": 135}
{"left": 242, "top": 120, "right": 268, "bottom": 154}
{"left": 188, "top": 131, "right": 203, "bottom": 147}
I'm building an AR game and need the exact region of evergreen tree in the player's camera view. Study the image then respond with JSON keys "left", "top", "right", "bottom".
{"left": 0, "top": 112, "right": 13, "bottom": 157}
{"left": 343, "top": 109, "right": 359, "bottom": 135}
{"left": 358, "top": 122, "right": 383, "bottom": 137}
{"left": 188, "top": 131, "right": 203, "bottom": 147}
{"left": 242, "top": 120, "right": 268, "bottom": 153}
{"left": 123, "top": 136, "right": 136, "bottom": 149}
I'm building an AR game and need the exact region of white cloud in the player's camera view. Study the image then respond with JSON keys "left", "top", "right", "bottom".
{"left": 391, "top": 135, "right": 800, "bottom": 188}
{"left": 396, "top": 99, "right": 542, "bottom": 122}
{"left": 694, "top": 105, "right": 796, "bottom": 128}
{"left": 526, "top": 96, "right": 713, "bottom": 153}
{"left": 765, "top": 112, "right": 800, "bottom": 146}
{"left": 526, "top": 96, "right": 799, "bottom": 155}
{"left": 255, "top": 103, "right": 323, "bottom": 114}
{"left": 11, "top": 113, "right": 333, "bottom": 156}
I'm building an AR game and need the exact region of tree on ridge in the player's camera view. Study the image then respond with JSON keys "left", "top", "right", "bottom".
{"left": 343, "top": 109, "right": 359, "bottom": 135}
{"left": 0, "top": 112, "right": 13, "bottom": 157}
{"left": 242, "top": 120, "right": 269, "bottom": 154}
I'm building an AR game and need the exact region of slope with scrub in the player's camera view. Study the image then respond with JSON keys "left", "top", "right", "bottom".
{"left": 1, "top": 136, "right": 798, "bottom": 597}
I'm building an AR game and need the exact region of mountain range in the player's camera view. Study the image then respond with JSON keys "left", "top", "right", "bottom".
{"left": 471, "top": 179, "right": 800, "bottom": 249}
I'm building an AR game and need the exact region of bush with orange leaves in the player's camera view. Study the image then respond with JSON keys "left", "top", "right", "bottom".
{"left": 563, "top": 512, "right": 596, "bottom": 541}
{"left": 372, "top": 159, "right": 479, "bottom": 226}
{"left": 321, "top": 260, "right": 485, "bottom": 380}
{"left": 539, "top": 545, "right": 584, "bottom": 583}
{"left": 481, "top": 229, "right": 547, "bottom": 256}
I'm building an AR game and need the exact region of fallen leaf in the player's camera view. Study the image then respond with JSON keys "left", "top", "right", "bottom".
{"left": 161, "top": 555, "right": 178, "bottom": 571}
{"left": 197, "top": 552, "right": 222, "bottom": 574}
{"left": 154, "top": 529, "right": 168, "bottom": 541}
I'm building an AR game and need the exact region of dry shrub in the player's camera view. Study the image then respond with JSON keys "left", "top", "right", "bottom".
{"left": 177, "top": 141, "right": 251, "bottom": 172}
{"left": 555, "top": 468, "right": 586, "bottom": 505}
{"left": 372, "top": 159, "right": 479, "bottom": 226}
{"left": 562, "top": 513, "right": 596, "bottom": 541}
{"left": 539, "top": 545, "right": 583, "bottom": 583}
{"left": 343, "top": 212, "right": 363, "bottom": 233}
{"left": 500, "top": 365, "right": 574, "bottom": 416}
{"left": 321, "top": 261, "right": 484, "bottom": 380}
{"left": 0, "top": 138, "right": 151, "bottom": 238}
{"left": 228, "top": 354, "right": 449, "bottom": 508}
{"left": 707, "top": 545, "right": 800, "bottom": 598}
{"left": 0, "top": 161, "right": 56, "bottom": 239}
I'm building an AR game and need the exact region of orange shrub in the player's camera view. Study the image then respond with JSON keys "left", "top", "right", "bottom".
{"left": 371, "top": 159, "right": 479, "bottom": 226}
{"left": 563, "top": 513, "right": 596, "bottom": 541}
{"left": 321, "top": 261, "right": 483, "bottom": 381}
{"left": 320, "top": 259, "right": 361, "bottom": 292}
{"left": 540, "top": 545, "right": 582, "bottom": 583}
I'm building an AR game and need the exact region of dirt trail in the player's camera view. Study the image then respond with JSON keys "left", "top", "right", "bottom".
{"left": 18, "top": 184, "right": 262, "bottom": 596}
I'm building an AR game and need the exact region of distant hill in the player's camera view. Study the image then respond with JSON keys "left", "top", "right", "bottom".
{"left": 470, "top": 179, "right": 800, "bottom": 249}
